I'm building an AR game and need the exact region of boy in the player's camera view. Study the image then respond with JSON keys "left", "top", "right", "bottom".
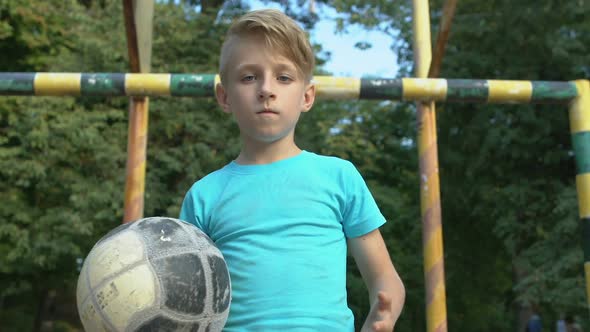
{"left": 180, "top": 9, "right": 405, "bottom": 331}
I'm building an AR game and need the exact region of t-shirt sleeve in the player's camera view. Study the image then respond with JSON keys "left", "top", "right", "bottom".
{"left": 341, "top": 162, "right": 386, "bottom": 238}
{"left": 179, "top": 186, "right": 209, "bottom": 234}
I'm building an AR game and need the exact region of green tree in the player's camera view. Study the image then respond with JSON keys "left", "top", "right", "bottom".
{"left": 0, "top": 1, "right": 131, "bottom": 330}
{"left": 0, "top": 0, "right": 231, "bottom": 328}
{"left": 432, "top": 1, "right": 589, "bottom": 329}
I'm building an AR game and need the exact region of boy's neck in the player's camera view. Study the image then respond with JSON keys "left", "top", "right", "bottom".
{"left": 235, "top": 139, "right": 302, "bottom": 165}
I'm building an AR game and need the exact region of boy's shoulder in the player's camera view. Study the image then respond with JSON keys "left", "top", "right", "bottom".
{"left": 304, "top": 151, "right": 357, "bottom": 172}
{"left": 187, "top": 164, "right": 233, "bottom": 194}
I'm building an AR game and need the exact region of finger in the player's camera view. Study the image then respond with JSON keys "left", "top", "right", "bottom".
{"left": 378, "top": 291, "right": 392, "bottom": 311}
{"left": 372, "top": 321, "right": 382, "bottom": 331}
{"left": 372, "top": 320, "right": 391, "bottom": 332}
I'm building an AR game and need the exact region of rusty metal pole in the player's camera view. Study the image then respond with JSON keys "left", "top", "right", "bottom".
{"left": 428, "top": 0, "right": 457, "bottom": 79}
{"left": 412, "top": 0, "right": 448, "bottom": 331}
{"left": 122, "top": 0, "right": 154, "bottom": 223}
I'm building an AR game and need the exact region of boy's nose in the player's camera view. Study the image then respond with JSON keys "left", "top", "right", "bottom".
{"left": 258, "top": 90, "right": 275, "bottom": 100}
{"left": 258, "top": 81, "right": 276, "bottom": 101}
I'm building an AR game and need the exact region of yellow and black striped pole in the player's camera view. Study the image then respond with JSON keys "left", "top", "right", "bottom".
{"left": 412, "top": 0, "right": 447, "bottom": 330}
{"left": 569, "top": 80, "right": 590, "bottom": 311}
{"left": 0, "top": 73, "right": 578, "bottom": 103}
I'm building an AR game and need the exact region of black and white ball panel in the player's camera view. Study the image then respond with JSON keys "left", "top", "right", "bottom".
{"left": 76, "top": 217, "right": 231, "bottom": 332}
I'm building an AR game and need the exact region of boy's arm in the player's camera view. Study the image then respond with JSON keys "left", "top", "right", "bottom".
{"left": 348, "top": 228, "right": 405, "bottom": 332}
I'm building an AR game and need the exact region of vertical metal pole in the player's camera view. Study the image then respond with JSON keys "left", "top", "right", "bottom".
{"left": 412, "top": 0, "right": 448, "bottom": 331}
{"left": 123, "top": 97, "right": 150, "bottom": 223}
{"left": 569, "top": 80, "right": 590, "bottom": 312}
{"left": 122, "top": 0, "right": 154, "bottom": 223}
{"left": 428, "top": 0, "right": 457, "bottom": 79}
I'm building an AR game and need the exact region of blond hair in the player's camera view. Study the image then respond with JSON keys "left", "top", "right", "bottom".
{"left": 219, "top": 9, "right": 315, "bottom": 83}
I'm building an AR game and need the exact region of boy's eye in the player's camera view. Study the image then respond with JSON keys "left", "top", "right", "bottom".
{"left": 277, "top": 75, "right": 292, "bottom": 82}
{"left": 241, "top": 75, "right": 256, "bottom": 82}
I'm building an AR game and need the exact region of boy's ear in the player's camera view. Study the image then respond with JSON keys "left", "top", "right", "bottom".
{"left": 215, "top": 83, "right": 231, "bottom": 113}
{"left": 302, "top": 83, "right": 316, "bottom": 113}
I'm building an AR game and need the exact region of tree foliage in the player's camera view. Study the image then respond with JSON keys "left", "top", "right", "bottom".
{"left": 0, "top": 0, "right": 235, "bottom": 330}
{"left": 0, "top": 0, "right": 588, "bottom": 331}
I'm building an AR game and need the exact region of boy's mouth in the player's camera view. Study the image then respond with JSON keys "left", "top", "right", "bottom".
{"left": 257, "top": 109, "right": 278, "bottom": 114}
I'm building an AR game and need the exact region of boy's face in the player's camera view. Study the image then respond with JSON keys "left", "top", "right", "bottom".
{"left": 216, "top": 34, "right": 315, "bottom": 146}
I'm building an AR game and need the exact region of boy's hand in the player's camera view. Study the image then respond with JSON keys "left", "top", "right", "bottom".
{"left": 361, "top": 291, "right": 395, "bottom": 332}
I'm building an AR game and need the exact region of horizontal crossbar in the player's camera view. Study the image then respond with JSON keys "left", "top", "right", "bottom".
{"left": 0, "top": 73, "right": 579, "bottom": 104}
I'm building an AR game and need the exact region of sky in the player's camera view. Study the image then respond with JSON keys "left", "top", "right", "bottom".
{"left": 248, "top": 1, "right": 398, "bottom": 78}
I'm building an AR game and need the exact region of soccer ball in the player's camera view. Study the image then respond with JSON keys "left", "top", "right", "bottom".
{"left": 76, "top": 217, "right": 231, "bottom": 332}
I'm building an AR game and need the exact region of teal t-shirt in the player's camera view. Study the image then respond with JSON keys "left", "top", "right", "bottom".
{"left": 179, "top": 151, "right": 386, "bottom": 331}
